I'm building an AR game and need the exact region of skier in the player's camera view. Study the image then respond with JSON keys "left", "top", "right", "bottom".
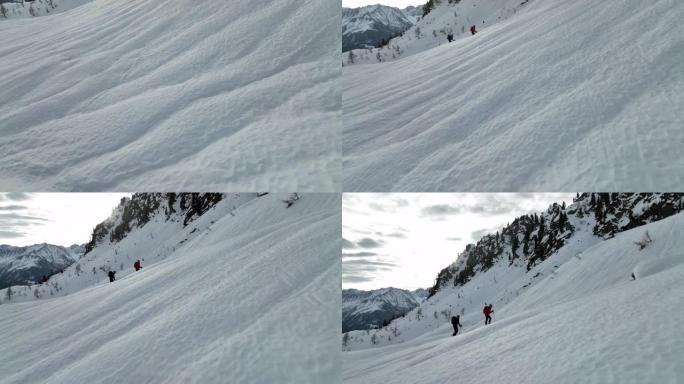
{"left": 451, "top": 315, "right": 462, "bottom": 336}
{"left": 470, "top": 25, "right": 477, "bottom": 35}
{"left": 447, "top": 33, "right": 454, "bottom": 43}
{"left": 108, "top": 270, "right": 116, "bottom": 283}
{"left": 483, "top": 304, "right": 493, "bottom": 325}
{"left": 134, "top": 260, "right": 142, "bottom": 271}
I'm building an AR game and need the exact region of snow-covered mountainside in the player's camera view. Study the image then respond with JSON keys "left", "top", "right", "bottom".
{"left": 0, "top": 193, "right": 340, "bottom": 383}
{"left": 0, "top": 0, "right": 90, "bottom": 19}
{"left": 0, "top": 243, "right": 82, "bottom": 289}
{"left": 344, "top": 0, "right": 525, "bottom": 64}
{"left": 342, "top": 287, "right": 425, "bottom": 332}
{"left": 343, "top": 193, "right": 684, "bottom": 383}
{"left": 343, "top": 5, "right": 415, "bottom": 52}
{"left": 0, "top": 0, "right": 341, "bottom": 192}
{"left": 343, "top": 0, "right": 684, "bottom": 191}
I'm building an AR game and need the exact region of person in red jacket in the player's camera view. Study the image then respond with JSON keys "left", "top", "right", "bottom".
{"left": 470, "top": 25, "right": 477, "bottom": 35}
{"left": 134, "top": 260, "right": 142, "bottom": 271}
{"left": 483, "top": 304, "right": 493, "bottom": 325}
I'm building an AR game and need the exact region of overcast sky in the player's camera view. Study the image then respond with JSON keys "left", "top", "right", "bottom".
{"left": 343, "top": 193, "right": 575, "bottom": 291}
{"left": 0, "top": 193, "right": 130, "bottom": 247}
{"left": 343, "top": 0, "right": 423, "bottom": 8}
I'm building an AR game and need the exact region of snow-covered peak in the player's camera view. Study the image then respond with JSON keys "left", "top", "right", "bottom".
{"left": 0, "top": 243, "right": 78, "bottom": 288}
{"left": 343, "top": 4, "right": 416, "bottom": 52}
{"left": 343, "top": 286, "right": 424, "bottom": 332}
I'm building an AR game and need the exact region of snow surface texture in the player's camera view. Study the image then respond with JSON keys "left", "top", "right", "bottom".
{"left": 343, "top": 0, "right": 684, "bottom": 191}
{"left": 0, "top": 0, "right": 341, "bottom": 191}
{"left": 0, "top": 194, "right": 341, "bottom": 383}
{"left": 343, "top": 214, "right": 684, "bottom": 383}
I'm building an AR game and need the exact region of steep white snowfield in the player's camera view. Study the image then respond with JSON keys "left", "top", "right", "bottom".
{"left": 0, "top": 194, "right": 341, "bottom": 383}
{"left": 343, "top": 214, "right": 684, "bottom": 383}
{"left": 343, "top": 0, "right": 684, "bottom": 191}
{"left": 0, "top": 0, "right": 341, "bottom": 191}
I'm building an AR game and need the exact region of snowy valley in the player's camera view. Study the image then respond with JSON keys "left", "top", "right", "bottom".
{"left": 343, "top": 193, "right": 684, "bottom": 383}
{"left": 0, "top": 193, "right": 341, "bottom": 383}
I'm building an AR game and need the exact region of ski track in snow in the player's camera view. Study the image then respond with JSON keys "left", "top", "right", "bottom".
{"left": 0, "top": 0, "right": 341, "bottom": 191}
{"left": 0, "top": 194, "right": 341, "bottom": 383}
{"left": 343, "top": 0, "right": 684, "bottom": 191}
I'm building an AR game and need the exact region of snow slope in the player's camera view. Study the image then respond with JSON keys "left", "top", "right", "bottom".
{"left": 343, "top": 0, "right": 684, "bottom": 191}
{"left": 0, "top": 0, "right": 341, "bottom": 191}
{"left": 343, "top": 211, "right": 684, "bottom": 383}
{"left": 0, "top": 193, "right": 341, "bottom": 383}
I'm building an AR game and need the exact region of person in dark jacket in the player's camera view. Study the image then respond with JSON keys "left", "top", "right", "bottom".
{"left": 470, "top": 25, "right": 477, "bottom": 35}
{"left": 447, "top": 33, "right": 454, "bottom": 43}
{"left": 483, "top": 304, "right": 493, "bottom": 325}
{"left": 108, "top": 270, "right": 116, "bottom": 283}
{"left": 134, "top": 260, "right": 142, "bottom": 271}
{"left": 451, "top": 315, "right": 462, "bottom": 336}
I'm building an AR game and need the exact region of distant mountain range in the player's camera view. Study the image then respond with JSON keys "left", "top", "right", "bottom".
{"left": 342, "top": 287, "right": 427, "bottom": 332}
{"left": 343, "top": 4, "right": 420, "bottom": 52}
{"left": 0, "top": 243, "right": 84, "bottom": 289}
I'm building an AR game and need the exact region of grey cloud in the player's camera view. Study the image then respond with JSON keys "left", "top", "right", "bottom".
{"left": 0, "top": 205, "right": 29, "bottom": 211}
{"left": 0, "top": 193, "right": 33, "bottom": 202}
{"left": 342, "top": 274, "right": 375, "bottom": 284}
{"left": 342, "top": 252, "right": 378, "bottom": 258}
{"left": 384, "top": 232, "right": 407, "bottom": 238}
{"left": 367, "top": 197, "right": 410, "bottom": 213}
{"left": 0, "top": 213, "right": 50, "bottom": 222}
{"left": 356, "top": 238, "right": 384, "bottom": 249}
{"left": 0, "top": 230, "right": 25, "bottom": 239}
{"left": 421, "top": 204, "right": 462, "bottom": 217}
{"left": 343, "top": 258, "right": 399, "bottom": 270}
{"left": 446, "top": 236, "right": 462, "bottom": 241}
{"left": 343, "top": 238, "right": 357, "bottom": 249}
